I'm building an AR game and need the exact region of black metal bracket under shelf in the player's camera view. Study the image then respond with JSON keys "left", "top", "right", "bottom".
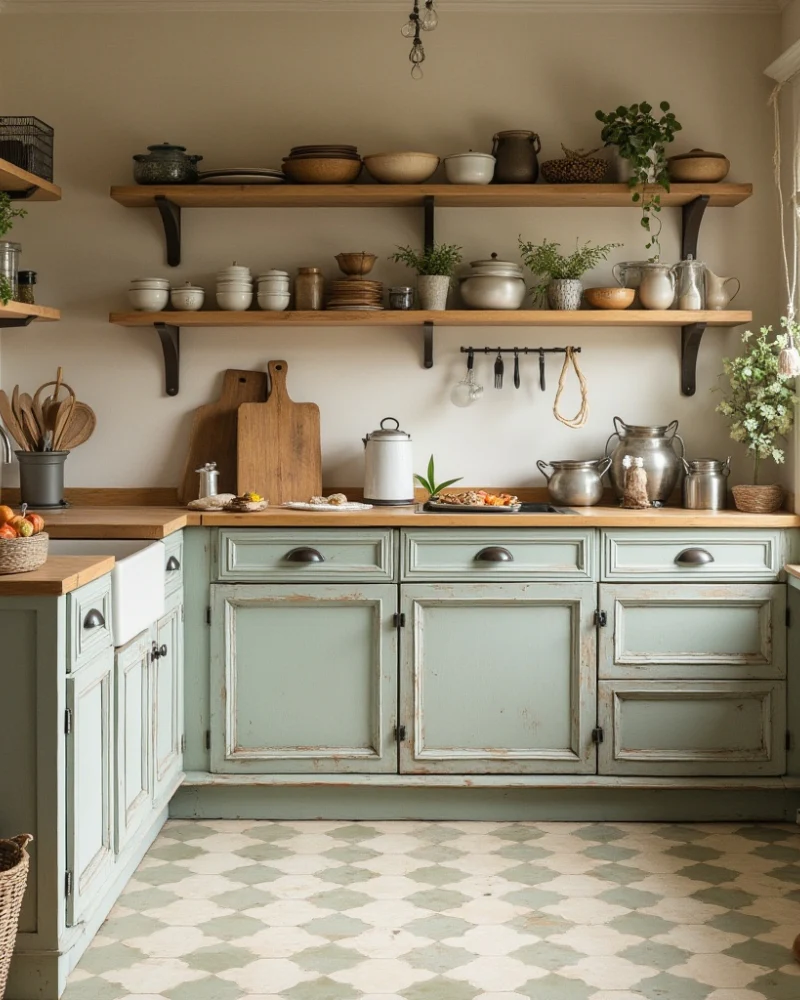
{"left": 0, "top": 314, "right": 35, "bottom": 328}
{"left": 154, "top": 322, "right": 180, "bottom": 396}
{"left": 156, "top": 195, "right": 182, "bottom": 267}
{"left": 678, "top": 195, "right": 711, "bottom": 397}
{"left": 5, "top": 186, "right": 41, "bottom": 201}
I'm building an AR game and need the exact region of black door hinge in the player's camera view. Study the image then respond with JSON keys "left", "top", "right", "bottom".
{"left": 592, "top": 727, "right": 604, "bottom": 744}
{"left": 594, "top": 610, "right": 607, "bottom": 628}
{"left": 396, "top": 724, "right": 407, "bottom": 742}
{"left": 205, "top": 607, "right": 211, "bottom": 625}
{"left": 393, "top": 613, "right": 406, "bottom": 628}
{"left": 180, "top": 734, "right": 186, "bottom": 753}
{"left": 787, "top": 730, "right": 792, "bottom": 751}
{"left": 64, "top": 708, "right": 72, "bottom": 735}
{"left": 787, "top": 607, "right": 791, "bottom": 629}
{"left": 64, "top": 870, "right": 73, "bottom": 898}
{"left": 205, "top": 730, "right": 211, "bottom": 751}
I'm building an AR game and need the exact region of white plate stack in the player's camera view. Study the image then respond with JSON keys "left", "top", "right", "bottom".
{"left": 216, "top": 263, "right": 253, "bottom": 311}
{"left": 256, "top": 270, "right": 290, "bottom": 311}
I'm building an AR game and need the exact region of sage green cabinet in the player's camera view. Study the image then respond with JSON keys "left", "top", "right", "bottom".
{"left": 399, "top": 583, "right": 597, "bottom": 774}
{"left": 114, "top": 631, "right": 152, "bottom": 855}
{"left": 210, "top": 583, "right": 398, "bottom": 773}
{"left": 152, "top": 597, "right": 184, "bottom": 804}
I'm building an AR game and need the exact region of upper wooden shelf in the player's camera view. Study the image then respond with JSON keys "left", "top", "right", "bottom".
{"left": 0, "top": 301, "right": 60, "bottom": 322}
{"left": 109, "top": 182, "right": 753, "bottom": 210}
{"left": 0, "top": 158, "right": 61, "bottom": 202}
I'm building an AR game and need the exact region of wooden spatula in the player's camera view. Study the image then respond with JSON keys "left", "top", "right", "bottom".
{"left": 0, "top": 389, "right": 29, "bottom": 450}
{"left": 58, "top": 402, "right": 96, "bottom": 451}
{"left": 52, "top": 396, "right": 76, "bottom": 451}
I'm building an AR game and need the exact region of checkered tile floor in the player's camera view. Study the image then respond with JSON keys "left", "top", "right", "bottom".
{"left": 63, "top": 820, "right": 800, "bottom": 999}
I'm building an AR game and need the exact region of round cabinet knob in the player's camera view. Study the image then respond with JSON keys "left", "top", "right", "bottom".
{"left": 151, "top": 643, "right": 168, "bottom": 660}
{"left": 166, "top": 556, "right": 181, "bottom": 571}
{"left": 83, "top": 609, "right": 106, "bottom": 629}
{"left": 285, "top": 547, "right": 325, "bottom": 564}
{"left": 474, "top": 546, "right": 514, "bottom": 563}
{"left": 675, "top": 547, "right": 714, "bottom": 566}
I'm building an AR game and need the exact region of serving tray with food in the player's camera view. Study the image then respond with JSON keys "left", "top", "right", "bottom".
{"left": 424, "top": 490, "right": 521, "bottom": 513}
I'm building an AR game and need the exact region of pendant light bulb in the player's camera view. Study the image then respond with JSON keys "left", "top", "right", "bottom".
{"left": 401, "top": 19, "right": 416, "bottom": 37}
{"left": 421, "top": 1, "right": 438, "bottom": 30}
{"left": 409, "top": 41, "right": 425, "bottom": 64}
{"left": 411, "top": 63, "right": 424, "bottom": 79}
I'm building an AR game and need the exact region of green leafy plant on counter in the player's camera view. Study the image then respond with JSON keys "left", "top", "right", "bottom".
{"left": 518, "top": 237, "right": 621, "bottom": 305}
{"left": 595, "top": 101, "right": 682, "bottom": 260}
{"left": 0, "top": 191, "right": 27, "bottom": 238}
{"left": 389, "top": 243, "right": 463, "bottom": 277}
{"left": 0, "top": 276, "right": 12, "bottom": 306}
{"left": 716, "top": 322, "right": 798, "bottom": 485}
{"left": 414, "top": 455, "right": 463, "bottom": 499}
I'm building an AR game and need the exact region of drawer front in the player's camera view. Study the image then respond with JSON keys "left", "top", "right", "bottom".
{"left": 215, "top": 529, "right": 396, "bottom": 583}
{"left": 68, "top": 575, "right": 113, "bottom": 671}
{"left": 599, "top": 680, "right": 786, "bottom": 776}
{"left": 401, "top": 529, "right": 597, "bottom": 582}
{"left": 602, "top": 529, "right": 784, "bottom": 582}
{"left": 599, "top": 584, "right": 786, "bottom": 680}
{"left": 163, "top": 531, "right": 184, "bottom": 597}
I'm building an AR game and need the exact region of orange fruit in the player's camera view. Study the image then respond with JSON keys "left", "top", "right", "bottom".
{"left": 0, "top": 505, "right": 14, "bottom": 525}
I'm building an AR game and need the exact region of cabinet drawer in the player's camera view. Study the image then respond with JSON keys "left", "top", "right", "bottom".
{"left": 215, "top": 529, "right": 396, "bottom": 583}
{"left": 599, "top": 584, "right": 786, "bottom": 680}
{"left": 602, "top": 529, "right": 784, "bottom": 581}
{"left": 163, "top": 531, "right": 184, "bottom": 597}
{"left": 401, "top": 529, "right": 597, "bottom": 582}
{"left": 67, "top": 575, "right": 113, "bottom": 672}
{"left": 598, "top": 680, "right": 786, "bottom": 776}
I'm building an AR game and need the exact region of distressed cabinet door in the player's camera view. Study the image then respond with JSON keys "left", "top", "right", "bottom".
{"left": 114, "top": 630, "right": 152, "bottom": 854}
{"left": 65, "top": 646, "right": 115, "bottom": 926}
{"left": 152, "top": 600, "right": 184, "bottom": 806}
{"left": 210, "top": 584, "right": 397, "bottom": 773}
{"left": 400, "top": 583, "right": 597, "bottom": 774}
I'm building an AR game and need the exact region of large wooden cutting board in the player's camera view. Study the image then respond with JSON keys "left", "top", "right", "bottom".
{"left": 178, "top": 369, "right": 269, "bottom": 504}
{"left": 237, "top": 360, "right": 322, "bottom": 503}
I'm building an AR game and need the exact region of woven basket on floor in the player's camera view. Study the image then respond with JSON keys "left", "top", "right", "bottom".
{"left": 731, "top": 484, "right": 784, "bottom": 513}
{"left": 0, "top": 834, "right": 33, "bottom": 1000}
{"left": 0, "top": 532, "right": 48, "bottom": 575}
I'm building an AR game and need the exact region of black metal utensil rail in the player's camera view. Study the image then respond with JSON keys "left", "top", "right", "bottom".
{"left": 460, "top": 346, "right": 582, "bottom": 354}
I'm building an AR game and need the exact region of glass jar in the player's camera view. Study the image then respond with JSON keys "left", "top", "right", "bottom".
{"left": 673, "top": 254, "right": 705, "bottom": 310}
{"left": 17, "top": 269, "right": 36, "bottom": 304}
{"left": 294, "top": 267, "right": 324, "bottom": 311}
{"left": 389, "top": 286, "right": 414, "bottom": 310}
{"left": 0, "top": 242, "right": 21, "bottom": 299}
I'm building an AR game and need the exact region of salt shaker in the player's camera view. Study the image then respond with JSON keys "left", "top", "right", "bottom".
{"left": 196, "top": 461, "right": 219, "bottom": 498}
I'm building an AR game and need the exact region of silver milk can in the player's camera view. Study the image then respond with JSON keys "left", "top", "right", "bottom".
{"left": 682, "top": 457, "right": 730, "bottom": 510}
{"left": 536, "top": 458, "right": 611, "bottom": 506}
{"left": 604, "top": 417, "right": 685, "bottom": 503}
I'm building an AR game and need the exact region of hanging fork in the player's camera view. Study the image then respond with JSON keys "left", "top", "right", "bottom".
{"left": 494, "top": 349, "right": 504, "bottom": 389}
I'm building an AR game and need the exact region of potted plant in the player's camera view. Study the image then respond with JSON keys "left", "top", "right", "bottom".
{"left": 389, "top": 243, "right": 463, "bottom": 311}
{"left": 716, "top": 322, "right": 798, "bottom": 513}
{"left": 518, "top": 237, "right": 621, "bottom": 310}
{"left": 414, "top": 454, "right": 462, "bottom": 500}
{"left": 595, "top": 101, "right": 682, "bottom": 260}
{"left": 0, "top": 192, "right": 26, "bottom": 305}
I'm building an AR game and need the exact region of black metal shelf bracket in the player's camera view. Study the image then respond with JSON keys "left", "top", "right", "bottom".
{"left": 681, "top": 322, "right": 706, "bottom": 396}
{"left": 155, "top": 195, "right": 182, "bottom": 267}
{"left": 681, "top": 195, "right": 710, "bottom": 261}
{"left": 5, "top": 186, "right": 40, "bottom": 201}
{"left": 423, "top": 194, "right": 435, "bottom": 251}
{"left": 155, "top": 322, "right": 180, "bottom": 396}
{"left": 423, "top": 321, "right": 434, "bottom": 369}
{"left": 0, "top": 315, "right": 35, "bottom": 329}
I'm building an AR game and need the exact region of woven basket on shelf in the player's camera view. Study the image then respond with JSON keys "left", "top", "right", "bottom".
{"left": 731, "top": 484, "right": 784, "bottom": 514}
{"left": 0, "top": 532, "right": 48, "bottom": 575}
{"left": 0, "top": 834, "right": 33, "bottom": 1000}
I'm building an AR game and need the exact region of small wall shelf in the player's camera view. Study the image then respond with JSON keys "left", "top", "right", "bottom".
{"left": 0, "top": 158, "right": 61, "bottom": 202}
{"left": 0, "top": 301, "right": 61, "bottom": 326}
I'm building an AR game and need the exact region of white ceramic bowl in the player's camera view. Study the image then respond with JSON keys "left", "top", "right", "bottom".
{"left": 216, "top": 280, "right": 253, "bottom": 291}
{"left": 216, "top": 289, "right": 253, "bottom": 311}
{"left": 128, "top": 287, "right": 169, "bottom": 311}
{"left": 170, "top": 285, "right": 205, "bottom": 310}
{"left": 444, "top": 152, "right": 496, "bottom": 185}
{"left": 130, "top": 277, "right": 170, "bottom": 290}
{"left": 256, "top": 278, "right": 291, "bottom": 291}
{"left": 257, "top": 292, "right": 291, "bottom": 312}
{"left": 363, "top": 152, "right": 440, "bottom": 184}
{"left": 257, "top": 270, "right": 290, "bottom": 279}
{"left": 217, "top": 271, "right": 251, "bottom": 283}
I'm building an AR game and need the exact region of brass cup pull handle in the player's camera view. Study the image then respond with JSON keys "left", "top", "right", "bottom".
{"left": 285, "top": 547, "right": 325, "bottom": 564}
{"left": 166, "top": 556, "right": 181, "bottom": 571}
{"left": 475, "top": 546, "right": 514, "bottom": 563}
{"left": 675, "top": 547, "right": 714, "bottom": 566}
{"left": 83, "top": 608, "right": 106, "bottom": 629}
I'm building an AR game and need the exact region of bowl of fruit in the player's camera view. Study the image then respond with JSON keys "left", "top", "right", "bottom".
{"left": 0, "top": 505, "right": 48, "bottom": 575}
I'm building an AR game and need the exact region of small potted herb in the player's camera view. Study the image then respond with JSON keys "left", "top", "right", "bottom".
{"left": 389, "top": 243, "right": 463, "bottom": 311}
{"left": 595, "top": 101, "right": 682, "bottom": 259}
{"left": 716, "top": 322, "right": 798, "bottom": 512}
{"left": 0, "top": 192, "right": 27, "bottom": 304}
{"left": 414, "top": 454, "right": 462, "bottom": 500}
{"left": 518, "top": 237, "right": 621, "bottom": 309}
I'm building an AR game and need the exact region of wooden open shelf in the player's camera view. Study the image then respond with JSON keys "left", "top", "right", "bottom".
{"left": 110, "top": 182, "right": 752, "bottom": 210}
{"left": 0, "top": 301, "right": 60, "bottom": 322}
{"left": 0, "top": 158, "right": 61, "bottom": 202}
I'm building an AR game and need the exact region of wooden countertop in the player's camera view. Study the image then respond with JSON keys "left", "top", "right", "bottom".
{"left": 0, "top": 555, "right": 114, "bottom": 596}
{"left": 41, "top": 506, "right": 197, "bottom": 538}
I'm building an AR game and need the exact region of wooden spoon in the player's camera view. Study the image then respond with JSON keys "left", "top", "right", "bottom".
{"left": 52, "top": 396, "right": 76, "bottom": 451}
{"left": 33, "top": 379, "right": 76, "bottom": 434}
{"left": 58, "top": 402, "right": 96, "bottom": 451}
{"left": 18, "top": 393, "right": 42, "bottom": 448}
{"left": 0, "top": 389, "right": 30, "bottom": 450}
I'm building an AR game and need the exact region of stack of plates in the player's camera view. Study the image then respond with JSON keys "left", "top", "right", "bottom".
{"left": 198, "top": 167, "right": 284, "bottom": 185}
{"left": 287, "top": 144, "right": 360, "bottom": 161}
{"left": 327, "top": 279, "right": 384, "bottom": 311}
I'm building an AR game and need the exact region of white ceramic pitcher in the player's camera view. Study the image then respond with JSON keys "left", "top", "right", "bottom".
{"left": 705, "top": 268, "right": 740, "bottom": 310}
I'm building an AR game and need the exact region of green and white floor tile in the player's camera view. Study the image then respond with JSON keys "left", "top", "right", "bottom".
{"left": 63, "top": 820, "right": 800, "bottom": 1000}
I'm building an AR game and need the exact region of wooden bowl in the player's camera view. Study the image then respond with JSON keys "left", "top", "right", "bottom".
{"left": 363, "top": 152, "right": 439, "bottom": 184}
{"left": 282, "top": 157, "right": 362, "bottom": 184}
{"left": 335, "top": 252, "right": 377, "bottom": 276}
{"left": 584, "top": 286, "right": 636, "bottom": 310}
{"left": 667, "top": 150, "right": 730, "bottom": 183}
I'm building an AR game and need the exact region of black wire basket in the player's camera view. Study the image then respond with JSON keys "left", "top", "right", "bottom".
{"left": 0, "top": 117, "right": 54, "bottom": 182}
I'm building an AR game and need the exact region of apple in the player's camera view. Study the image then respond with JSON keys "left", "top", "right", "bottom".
{"left": 0, "top": 523, "right": 17, "bottom": 539}
{"left": 25, "top": 513, "right": 45, "bottom": 534}
{"left": 13, "top": 519, "right": 33, "bottom": 537}
{"left": 0, "top": 505, "right": 14, "bottom": 525}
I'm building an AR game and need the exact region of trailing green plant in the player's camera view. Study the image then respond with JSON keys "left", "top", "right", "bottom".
{"left": 595, "top": 101, "right": 682, "bottom": 260}
{"left": 518, "top": 237, "right": 621, "bottom": 305}
{"left": 0, "top": 192, "right": 27, "bottom": 238}
{"left": 0, "top": 275, "right": 12, "bottom": 306}
{"left": 716, "top": 321, "right": 798, "bottom": 485}
{"left": 414, "top": 454, "right": 463, "bottom": 499}
{"left": 389, "top": 243, "right": 463, "bottom": 277}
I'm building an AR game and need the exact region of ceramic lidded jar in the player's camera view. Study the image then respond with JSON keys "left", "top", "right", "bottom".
{"left": 460, "top": 253, "right": 526, "bottom": 310}
{"left": 133, "top": 142, "right": 204, "bottom": 184}
{"left": 491, "top": 130, "right": 541, "bottom": 183}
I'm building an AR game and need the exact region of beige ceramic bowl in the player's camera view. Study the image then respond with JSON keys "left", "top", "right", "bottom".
{"left": 667, "top": 149, "right": 730, "bottom": 184}
{"left": 584, "top": 286, "right": 636, "bottom": 310}
{"left": 282, "top": 157, "right": 362, "bottom": 184}
{"left": 363, "top": 152, "right": 440, "bottom": 184}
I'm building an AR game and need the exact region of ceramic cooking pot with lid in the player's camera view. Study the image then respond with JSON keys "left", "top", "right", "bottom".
{"left": 363, "top": 417, "right": 415, "bottom": 506}
{"left": 460, "top": 253, "right": 527, "bottom": 310}
{"left": 133, "top": 142, "right": 204, "bottom": 185}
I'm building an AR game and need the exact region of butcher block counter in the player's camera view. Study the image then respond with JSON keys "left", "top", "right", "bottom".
{"left": 0, "top": 554, "right": 115, "bottom": 595}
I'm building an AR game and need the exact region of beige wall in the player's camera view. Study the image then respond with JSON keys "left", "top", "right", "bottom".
{"left": 0, "top": 9, "right": 785, "bottom": 490}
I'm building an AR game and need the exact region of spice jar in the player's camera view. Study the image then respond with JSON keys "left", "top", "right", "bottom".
{"left": 0, "top": 242, "right": 21, "bottom": 299}
{"left": 17, "top": 270, "right": 36, "bottom": 305}
{"left": 389, "top": 286, "right": 414, "bottom": 310}
{"left": 294, "top": 267, "right": 324, "bottom": 311}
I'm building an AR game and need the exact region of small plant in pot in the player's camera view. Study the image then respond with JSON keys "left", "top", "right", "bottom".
{"left": 595, "top": 101, "right": 682, "bottom": 260}
{"left": 716, "top": 323, "right": 798, "bottom": 513}
{"left": 414, "top": 455, "right": 462, "bottom": 500}
{"left": 518, "top": 237, "right": 621, "bottom": 310}
{"left": 389, "top": 243, "right": 463, "bottom": 311}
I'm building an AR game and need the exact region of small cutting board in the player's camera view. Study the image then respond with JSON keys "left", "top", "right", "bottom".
{"left": 237, "top": 360, "right": 322, "bottom": 504}
{"left": 178, "top": 369, "right": 269, "bottom": 504}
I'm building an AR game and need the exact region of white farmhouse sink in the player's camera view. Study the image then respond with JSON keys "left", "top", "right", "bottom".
{"left": 49, "top": 539, "right": 166, "bottom": 646}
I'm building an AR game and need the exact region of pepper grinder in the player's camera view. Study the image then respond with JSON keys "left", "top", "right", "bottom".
{"left": 196, "top": 461, "right": 219, "bottom": 498}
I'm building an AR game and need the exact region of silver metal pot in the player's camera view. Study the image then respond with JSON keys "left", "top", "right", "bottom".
{"left": 682, "top": 457, "right": 730, "bottom": 510}
{"left": 537, "top": 458, "right": 611, "bottom": 506}
{"left": 459, "top": 254, "right": 526, "bottom": 310}
{"left": 604, "top": 416, "right": 685, "bottom": 504}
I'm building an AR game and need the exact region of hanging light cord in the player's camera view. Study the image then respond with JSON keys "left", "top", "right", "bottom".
{"left": 553, "top": 346, "right": 589, "bottom": 428}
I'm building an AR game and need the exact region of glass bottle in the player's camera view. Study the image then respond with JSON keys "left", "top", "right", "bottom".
{"left": 673, "top": 255, "right": 705, "bottom": 310}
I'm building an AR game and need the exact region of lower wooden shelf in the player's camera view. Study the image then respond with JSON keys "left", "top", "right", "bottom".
{"left": 0, "top": 301, "right": 60, "bottom": 325}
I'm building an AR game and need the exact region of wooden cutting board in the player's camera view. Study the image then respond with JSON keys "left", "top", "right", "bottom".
{"left": 237, "top": 359, "right": 322, "bottom": 504}
{"left": 178, "top": 369, "right": 269, "bottom": 504}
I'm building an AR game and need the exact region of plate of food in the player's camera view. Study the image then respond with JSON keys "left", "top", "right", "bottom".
{"left": 425, "top": 490, "right": 521, "bottom": 512}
